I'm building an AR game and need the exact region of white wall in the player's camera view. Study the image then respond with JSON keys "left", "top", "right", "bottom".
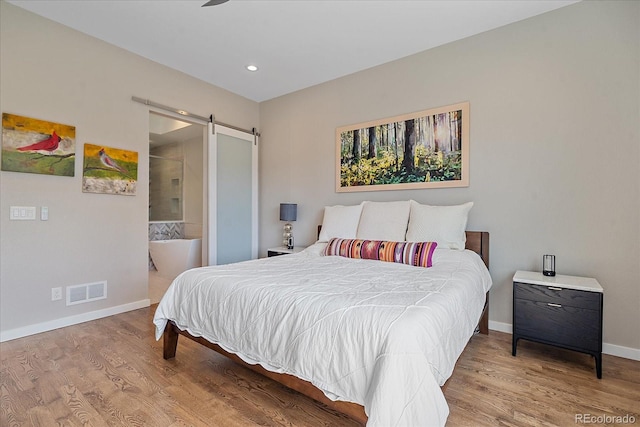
{"left": 259, "top": 1, "right": 640, "bottom": 352}
{"left": 0, "top": 1, "right": 258, "bottom": 337}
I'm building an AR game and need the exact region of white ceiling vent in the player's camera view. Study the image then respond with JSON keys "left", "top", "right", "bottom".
{"left": 66, "top": 281, "right": 107, "bottom": 306}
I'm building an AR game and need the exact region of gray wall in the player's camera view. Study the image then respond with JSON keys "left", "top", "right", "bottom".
{"left": 259, "top": 1, "right": 640, "bottom": 352}
{"left": 0, "top": 2, "right": 259, "bottom": 334}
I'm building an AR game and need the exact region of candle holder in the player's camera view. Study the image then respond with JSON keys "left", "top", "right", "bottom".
{"left": 543, "top": 255, "right": 556, "bottom": 277}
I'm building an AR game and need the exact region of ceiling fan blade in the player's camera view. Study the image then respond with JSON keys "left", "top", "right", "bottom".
{"left": 202, "top": 0, "right": 229, "bottom": 6}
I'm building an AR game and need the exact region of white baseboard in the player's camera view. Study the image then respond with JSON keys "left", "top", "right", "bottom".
{"left": 489, "top": 320, "right": 512, "bottom": 334}
{"left": 602, "top": 343, "right": 640, "bottom": 361}
{"left": 0, "top": 299, "right": 151, "bottom": 343}
{"left": 488, "top": 320, "right": 640, "bottom": 361}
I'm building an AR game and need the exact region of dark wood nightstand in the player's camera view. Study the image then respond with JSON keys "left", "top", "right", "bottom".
{"left": 267, "top": 246, "right": 305, "bottom": 257}
{"left": 512, "top": 270, "right": 604, "bottom": 378}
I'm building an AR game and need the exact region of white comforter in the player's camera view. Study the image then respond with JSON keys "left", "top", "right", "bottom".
{"left": 153, "top": 243, "right": 492, "bottom": 427}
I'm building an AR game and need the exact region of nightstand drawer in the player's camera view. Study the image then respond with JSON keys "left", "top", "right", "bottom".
{"left": 514, "top": 281, "right": 601, "bottom": 310}
{"left": 514, "top": 299, "right": 601, "bottom": 352}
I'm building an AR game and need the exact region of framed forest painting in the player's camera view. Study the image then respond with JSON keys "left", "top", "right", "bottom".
{"left": 336, "top": 102, "right": 469, "bottom": 192}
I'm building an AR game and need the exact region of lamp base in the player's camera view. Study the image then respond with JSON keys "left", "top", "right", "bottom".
{"left": 282, "top": 223, "right": 293, "bottom": 250}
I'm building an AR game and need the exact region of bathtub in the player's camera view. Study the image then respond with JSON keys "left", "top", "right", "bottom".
{"left": 149, "top": 238, "right": 202, "bottom": 279}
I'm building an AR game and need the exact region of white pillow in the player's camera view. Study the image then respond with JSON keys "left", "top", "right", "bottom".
{"left": 356, "top": 201, "right": 411, "bottom": 241}
{"left": 406, "top": 200, "right": 473, "bottom": 249}
{"left": 318, "top": 204, "right": 363, "bottom": 242}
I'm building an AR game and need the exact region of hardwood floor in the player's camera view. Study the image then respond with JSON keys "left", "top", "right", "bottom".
{"left": 1, "top": 306, "right": 638, "bottom": 426}
{"left": 445, "top": 334, "right": 639, "bottom": 426}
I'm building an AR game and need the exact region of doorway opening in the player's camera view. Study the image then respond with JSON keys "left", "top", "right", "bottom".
{"left": 148, "top": 111, "right": 205, "bottom": 303}
{"left": 144, "top": 110, "right": 259, "bottom": 304}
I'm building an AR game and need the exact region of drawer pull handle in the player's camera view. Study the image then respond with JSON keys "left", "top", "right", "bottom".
{"left": 548, "top": 287, "right": 562, "bottom": 291}
{"left": 547, "top": 303, "right": 562, "bottom": 308}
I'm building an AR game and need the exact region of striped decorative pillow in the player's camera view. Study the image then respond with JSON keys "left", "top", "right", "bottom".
{"left": 324, "top": 238, "right": 438, "bottom": 268}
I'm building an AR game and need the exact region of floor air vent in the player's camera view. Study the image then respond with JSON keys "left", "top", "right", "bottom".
{"left": 66, "top": 281, "right": 107, "bottom": 306}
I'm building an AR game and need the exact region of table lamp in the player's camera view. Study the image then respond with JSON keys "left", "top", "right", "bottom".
{"left": 280, "top": 203, "right": 297, "bottom": 249}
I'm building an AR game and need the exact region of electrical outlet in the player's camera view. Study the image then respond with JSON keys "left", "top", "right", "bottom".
{"left": 51, "top": 287, "right": 62, "bottom": 301}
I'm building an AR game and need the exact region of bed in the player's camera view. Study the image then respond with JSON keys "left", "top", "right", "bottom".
{"left": 154, "top": 201, "right": 492, "bottom": 426}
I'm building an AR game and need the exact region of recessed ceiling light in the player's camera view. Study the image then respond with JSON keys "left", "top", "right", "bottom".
{"left": 246, "top": 65, "right": 258, "bottom": 72}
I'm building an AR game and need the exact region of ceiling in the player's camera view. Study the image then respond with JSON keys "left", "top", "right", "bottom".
{"left": 8, "top": 0, "right": 578, "bottom": 103}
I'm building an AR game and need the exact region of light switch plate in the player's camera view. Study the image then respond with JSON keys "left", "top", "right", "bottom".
{"left": 10, "top": 206, "right": 36, "bottom": 220}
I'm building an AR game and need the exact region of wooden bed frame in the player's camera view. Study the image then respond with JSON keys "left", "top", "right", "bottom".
{"left": 163, "top": 231, "right": 490, "bottom": 425}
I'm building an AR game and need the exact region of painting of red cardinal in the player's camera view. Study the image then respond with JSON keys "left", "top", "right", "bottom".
{"left": 1, "top": 113, "right": 75, "bottom": 176}
{"left": 99, "top": 148, "right": 128, "bottom": 175}
{"left": 17, "top": 131, "right": 61, "bottom": 153}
